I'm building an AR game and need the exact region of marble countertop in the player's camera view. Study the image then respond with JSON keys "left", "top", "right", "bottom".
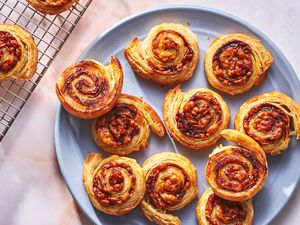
{"left": 1, "top": 0, "right": 300, "bottom": 224}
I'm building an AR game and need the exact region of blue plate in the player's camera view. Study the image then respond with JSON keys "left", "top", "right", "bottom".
{"left": 55, "top": 5, "right": 300, "bottom": 225}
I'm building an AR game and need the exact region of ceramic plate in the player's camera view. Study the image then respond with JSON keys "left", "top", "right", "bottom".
{"left": 55, "top": 6, "right": 300, "bottom": 225}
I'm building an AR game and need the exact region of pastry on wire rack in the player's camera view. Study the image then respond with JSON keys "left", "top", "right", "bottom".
{"left": 27, "top": 0, "right": 78, "bottom": 15}
{"left": 0, "top": 24, "right": 38, "bottom": 81}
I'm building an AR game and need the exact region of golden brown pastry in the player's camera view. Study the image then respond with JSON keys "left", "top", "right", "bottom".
{"left": 141, "top": 152, "right": 198, "bottom": 225}
{"left": 124, "top": 23, "right": 199, "bottom": 85}
{"left": 26, "top": 0, "right": 77, "bottom": 15}
{"left": 205, "top": 34, "right": 273, "bottom": 95}
{"left": 206, "top": 129, "right": 268, "bottom": 202}
{"left": 196, "top": 188, "right": 254, "bottom": 225}
{"left": 235, "top": 91, "right": 300, "bottom": 155}
{"left": 163, "top": 85, "right": 230, "bottom": 150}
{"left": 0, "top": 24, "right": 37, "bottom": 81}
{"left": 56, "top": 57, "right": 123, "bottom": 119}
{"left": 83, "top": 152, "right": 145, "bottom": 215}
{"left": 91, "top": 93, "right": 166, "bottom": 155}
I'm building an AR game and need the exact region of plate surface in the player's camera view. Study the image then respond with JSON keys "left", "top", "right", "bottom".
{"left": 55, "top": 6, "right": 300, "bottom": 225}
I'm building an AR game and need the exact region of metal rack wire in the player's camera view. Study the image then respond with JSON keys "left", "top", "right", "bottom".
{"left": 0, "top": 0, "right": 92, "bottom": 141}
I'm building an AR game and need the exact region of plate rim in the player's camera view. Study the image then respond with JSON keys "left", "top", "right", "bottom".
{"left": 55, "top": 5, "right": 300, "bottom": 225}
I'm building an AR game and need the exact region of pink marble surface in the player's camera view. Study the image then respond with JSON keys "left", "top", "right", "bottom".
{"left": 1, "top": 0, "right": 300, "bottom": 224}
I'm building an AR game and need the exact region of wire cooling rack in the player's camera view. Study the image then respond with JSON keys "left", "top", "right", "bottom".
{"left": 0, "top": 0, "right": 92, "bottom": 141}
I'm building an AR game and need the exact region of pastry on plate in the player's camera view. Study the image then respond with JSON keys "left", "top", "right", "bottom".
{"left": 141, "top": 152, "right": 198, "bottom": 225}
{"left": 206, "top": 129, "right": 268, "bottom": 202}
{"left": 91, "top": 93, "right": 165, "bottom": 155}
{"left": 125, "top": 22, "right": 199, "bottom": 85}
{"left": 235, "top": 91, "right": 300, "bottom": 155}
{"left": 196, "top": 188, "right": 254, "bottom": 225}
{"left": 0, "top": 24, "right": 38, "bottom": 81}
{"left": 83, "top": 152, "right": 145, "bottom": 215}
{"left": 26, "top": 0, "right": 77, "bottom": 15}
{"left": 56, "top": 57, "right": 123, "bottom": 119}
{"left": 205, "top": 33, "right": 273, "bottom": 95}
{"left": 163, "top": 85, "right": 230, "bottom": 149}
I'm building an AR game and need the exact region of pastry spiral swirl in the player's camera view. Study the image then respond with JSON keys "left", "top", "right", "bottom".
{"left": 235, "top": 91, "right": 300, "bottom": 155}
{"left": 205, "top": 34, "right": 273, "bottom": 95}
{"left": 125, "top": 23, "right": 199, "bottom": 85}
{"left": 91, "top": 93, "right": 165, "bottom": 155}
{"left": 56, "top": 57, "right": 123, "bottom": 119}
{"left": 163, "top": 86, "right": 230, "bottom": 150}
{"left": 26, "top": 0, "right": 77, "bottom": 15}
{"left": 0, "top": 24, "right": 37, "bottom": 81}
{"left": 141, "top": 152, "right": 198, "bottom": 225}
{"left": 196, "top": 188, "right": 254, "bottom": 225}
{"left": 206, "top": 129, "right": 268, "bottom": 202}
{"left": 83, "top": 152, "right": 145, "bottom": 215}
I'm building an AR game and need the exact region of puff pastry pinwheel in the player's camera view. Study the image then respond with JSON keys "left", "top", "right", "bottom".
{"left": 83, "top": 152, "right": 145, "bottom": 215}
{"left": 196, "top": 188, "right": 254, "bottom": 225}
{"left": 91, "top": 93, "right": 166, "bottom": 155}
{"left": 206, "top": 129, "right": 268, "bottom": 202}
{"left": 26, "top": 0, "right": 77, "bottom": 15}
{"left": 56, "top": 57, "right": 123, "bottom": 119}
{"left": 0, "top": 24, "right": 37, "bottom": 81}
{"left": 235, "top": 91, "right": 300, "bottom": 155}
{"left": 163, "top": 86, "right": 230, "bottom": 150}
{"left": 205, "top": 34, "right": 273, "bottom": 95}
{"left": 124, "top": 23, "right": 199, "bottom": 85}
{"left": 141, "top": 152, "right": 198, "bottom": 225}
